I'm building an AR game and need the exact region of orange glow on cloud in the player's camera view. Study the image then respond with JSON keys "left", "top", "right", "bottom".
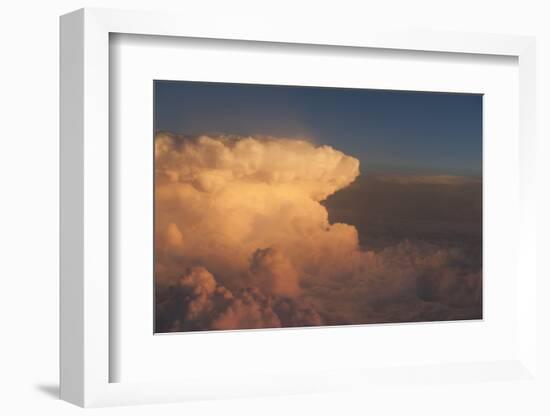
{"left": 155, "top": 133, "right": 482, "bottom": 332}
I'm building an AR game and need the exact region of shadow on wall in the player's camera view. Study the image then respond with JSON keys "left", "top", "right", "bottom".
{"left": 34, "top": 384, "right": 59, "bottom": 399}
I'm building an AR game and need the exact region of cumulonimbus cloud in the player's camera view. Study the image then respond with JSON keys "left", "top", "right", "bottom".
{"left": 154, "top": 133, "right": 482, "bottom": 332}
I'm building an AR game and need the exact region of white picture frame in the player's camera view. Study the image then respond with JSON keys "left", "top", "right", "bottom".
{"left": 60, "top": 7, "right": 538, "bottom": 408}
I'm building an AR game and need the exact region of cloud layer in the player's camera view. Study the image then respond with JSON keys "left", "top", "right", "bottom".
{"left": 155, "top": 133, "right": 482, "bottom": 332}
{"left": 324, "top": 173, "right": 482, "bottom": 251}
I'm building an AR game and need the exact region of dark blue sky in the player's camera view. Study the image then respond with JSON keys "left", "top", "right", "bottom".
{"left": 154, "top": 81, "right": 482, "bottom": 176}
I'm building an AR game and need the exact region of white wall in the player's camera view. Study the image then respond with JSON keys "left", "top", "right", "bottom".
{"left": 1, "top": 0, "right": 548, "bottom": 414}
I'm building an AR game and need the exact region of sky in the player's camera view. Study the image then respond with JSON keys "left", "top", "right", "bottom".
{"left": 154, "top": 80, "right": 482, "bottom": 176}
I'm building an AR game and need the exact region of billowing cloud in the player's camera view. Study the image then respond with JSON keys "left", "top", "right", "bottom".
{"left": 155, "top": 133, "right": 482, "bottom": 332}
{"left": 249, "top": 247, "right": 301, "bottom": 297}
{"left": 156, "top": 266, "right": 322, "bottom": 332}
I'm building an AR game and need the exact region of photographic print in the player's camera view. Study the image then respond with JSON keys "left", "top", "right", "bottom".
{"left": 154, "top": 81, "right": 482, "bottom": 333}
